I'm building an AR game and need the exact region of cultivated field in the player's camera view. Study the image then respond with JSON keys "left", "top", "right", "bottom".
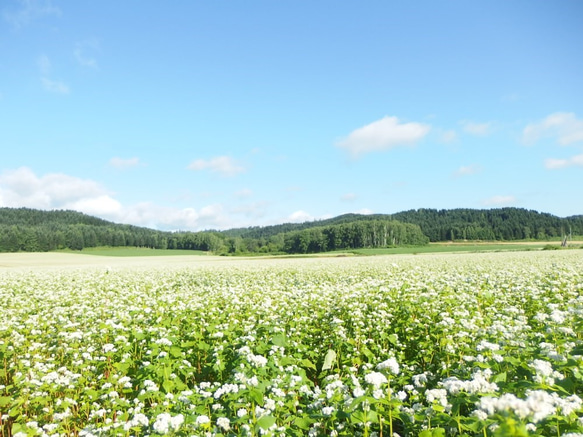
{"left": 1, "top": 251, "right": 582, "bottom": 436}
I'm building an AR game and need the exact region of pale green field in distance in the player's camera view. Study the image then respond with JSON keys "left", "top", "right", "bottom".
{"left": 58, "top": 247, "right": 207, "bottom": 257}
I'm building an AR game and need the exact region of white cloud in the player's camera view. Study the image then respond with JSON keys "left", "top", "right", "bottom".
{"left": 188, "top": 156, "right": 245, "bottom": 177}
{"left": 3, "top": 0, "right": 61, "bottom": 28}
{"left": 544, "top": 153, "right": 583, "bottom": 170}
{"left": 462, "top": 121, "right": 491, "bottom": 136}
{"left": 355, "top": 208, "right": 373, "bottom": 215}
{"left": 336, "top": 116, "right": 430, "bottom": 157}
{"left": 0, "top": 167, "right": 232, "bottom": 231}
{"left": 41, "top": 77, "right": 69, "bottom": 94}
{"left": 74, "top": 39, "right": 99, "bottom": 68}
{"left": 453, "top": 164, "right": 481, "bottom": 177}
{"left": 286, "top": 210, "right": 314, "bottom": 223}
{"left": 482, "top": 195, "right": 516, "bottom": 206}
{"left": 0, "top": 167, "right": 115, "bottom": 210}
{"left": 109, "top": 157, "right": 141, "bottom": 169}
{"left": 523, "top": 112, "right": 583, "bottom": 146}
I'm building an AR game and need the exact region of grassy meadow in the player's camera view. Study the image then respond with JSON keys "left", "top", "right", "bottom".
{"left": 1, "top": 250, "right": 582, "bottom": 436}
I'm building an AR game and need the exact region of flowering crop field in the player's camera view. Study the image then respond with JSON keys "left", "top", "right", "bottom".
{"left": 1, "top": 251, "right": 583, "bottom": 437}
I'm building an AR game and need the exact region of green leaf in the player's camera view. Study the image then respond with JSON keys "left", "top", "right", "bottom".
{"left": 271, "top": 334, "right": 287, "bottom": 347}
{"left": 492, "top": 371, "right": 507, "bottom": 383}
{"left": 249, "top": 388, "right": 264, "bottom": 406}
{"left": 0, "top": 396, "right": 11, "bottom": 407}
{"left": 432, "top": 403, "right": 445, "bottom": 412}
{"left": 169, "top": 346, "right": 182, "bottom": 358}
{"left": 293, "top": 417, "right": 312, "bottom": 430}
{"left": 301, "top": 358, "right": 316, "bottom": 370}
{"left": 162, "top": 379, "right": 174, "bottom": 392}
{"left": 257, "top": 415, "right": 276, "bottom": 430}
{"left": 322, "top": 349, "right": 337, "bottom": 371}
{"left": 198, "top": 340, "right": 210, "bottom": 351}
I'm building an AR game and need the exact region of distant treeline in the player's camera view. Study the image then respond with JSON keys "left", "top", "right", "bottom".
{"left": 0, "top": 207, "right": 581, "bottom": 254}
{"left": 225, "top": 208, "right": 583, "bottom": 243}
{"left": 282, "top": 220, "right": 428, "bottom": 253}
{"left": 391, "top": 208, "right": 583, "bottom": 242}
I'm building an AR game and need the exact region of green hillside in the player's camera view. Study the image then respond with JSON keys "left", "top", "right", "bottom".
{"left": 0, "top": 207, "right": 581, "bottom": 255}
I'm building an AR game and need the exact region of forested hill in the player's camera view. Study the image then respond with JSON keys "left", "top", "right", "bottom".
{"left": 391, "top": 208, "right": 583, "bottom": 241}
{"left": 0, "top": 206, "right": 582, "bottom": 254}
{"left": 0, "top": 208, "right": 168, "bottom": 252}
{"left": 223, "top": 208, "right": 583, "bottom": 242}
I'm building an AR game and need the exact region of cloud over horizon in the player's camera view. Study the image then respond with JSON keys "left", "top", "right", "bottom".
{"left": 0, "top": 167, "right": 233, "bottom": 231}
{"left": 482, "top": 195, "right": 517, "bottom": 207}
{"left": 336, "top": 116, "right": 430, "bottom": 157}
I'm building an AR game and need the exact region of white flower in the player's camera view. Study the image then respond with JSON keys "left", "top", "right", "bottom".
{"left": 322, "top": 406, "right": 335, "bottom": 416}
{"left": 217, "top": 417, "right": 230, "bottom": 431}
{"left": 377, "top": 357, "right": 400, "bottom": 375}
{"left": 195, "top": 415, "right": 210, "bottom": 426}
{"left": 102, "top": 343, "right": 116, "bottom": 353}
{"left": 364, "top": 372, "right": 387, "bottom": 388}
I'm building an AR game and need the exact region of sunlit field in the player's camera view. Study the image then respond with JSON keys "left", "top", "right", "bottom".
{"left": 1, "top": 251, "right": 582, "bottom": 436}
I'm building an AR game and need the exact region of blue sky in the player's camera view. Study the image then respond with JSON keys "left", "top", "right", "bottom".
{"left": 1, "top": 1, "right": 582, "bottom": 231}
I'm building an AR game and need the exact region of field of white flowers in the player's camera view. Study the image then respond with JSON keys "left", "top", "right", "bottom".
{"left": 1, "top": 251, "right": 582, "bottom": 437}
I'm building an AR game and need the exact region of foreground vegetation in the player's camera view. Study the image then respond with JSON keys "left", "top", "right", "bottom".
{"left": 1, "top": 251, "right": 582, "bottom": 436}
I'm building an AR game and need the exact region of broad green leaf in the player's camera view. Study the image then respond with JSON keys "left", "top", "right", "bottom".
{"left": 301, "top": 358, "right": 316, "bottom": 370}
{"left": 249, "top": 388, "right": 264, "bottom": 406}
{"left": 257, "top": 415, "right": 276, "bottom": 430}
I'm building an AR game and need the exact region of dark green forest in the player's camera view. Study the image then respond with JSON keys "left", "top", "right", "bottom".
{"left": 0, "top": 207, "right": 581, "bottom": 255}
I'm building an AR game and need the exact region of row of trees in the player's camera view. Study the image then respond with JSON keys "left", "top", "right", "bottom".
{"left": 391, "top": 208, "right": 583, "bottom": 242}
{"left": 1, "top": 207, "right": 582, "bottom": 254}
{"left": 282, "top": 220, "right": 428, "bottom": 254}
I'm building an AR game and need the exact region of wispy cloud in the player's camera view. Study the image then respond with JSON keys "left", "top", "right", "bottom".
{"left": 341, "top": 192, "right": 357, "bottom": 202}
{"left": 188, "top": 156, "right": 245, "bottom": 177}
{"left": 234, "top": 188, "right": 253, "bottom": 198}
{"left": 482, "top": 195, "right": 516, "bottom": 206}
{"left": 38, "top": 54, "right": 69, "bottom": 94}
{"left": 440, "top": 129, "right": 458, "bottom": 144}
{"left": 74, "top": 39, "right": 100, "bottom": 68}
{"left": 37, "top": 54, "right": 51, "bottom": 75}
{"left": 523, "top": 112, "right": 583, "bottom": 146}
{"left": 545, "top": 153, "right": 583, "bottom": 170}
{"left": 41, "top": 77, "right": 69, "bottom": 94}
{"left": 3, "top": 0, "right": 61, "bottom": 28}
{"left": 336, "top": 116, "right": 430, "bottom": 158}
{"left": 461, "top": 121, "right": 492, "bottom": 136}
{"left": 109, "top": 157, "right": 141, "bottom": 169}
{"left": 453, "top": 164, "right": 481, "bottom": 177}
